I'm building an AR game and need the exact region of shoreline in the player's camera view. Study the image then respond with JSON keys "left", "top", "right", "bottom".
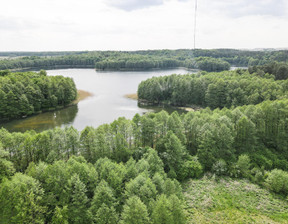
{"left": 72, "top": 89, "right": 93, "bottom": 104}
{"left": 0, "top": 89, "right": 93, "bottom": 125}
{"left": 124, "top": 93, "right": 202, "bottom": 112}
{"left": 124, "top": 93, "right": 138, "bottom": 100}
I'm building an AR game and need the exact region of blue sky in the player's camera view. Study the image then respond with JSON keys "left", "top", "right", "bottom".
{"left": 0, "top": 0, "right": 287, "bottom": 51}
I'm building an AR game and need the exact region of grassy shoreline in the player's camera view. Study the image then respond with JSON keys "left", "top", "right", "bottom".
{"left": 72, "top": 89, "right": 93, "bottom": 104}
{"left": 124, "top": 93, "right": 138, "bottom": 100}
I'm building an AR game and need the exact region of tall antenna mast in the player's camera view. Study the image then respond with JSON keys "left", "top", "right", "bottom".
{"left": 194, "top": 0, "right": 198, "bottom": 49}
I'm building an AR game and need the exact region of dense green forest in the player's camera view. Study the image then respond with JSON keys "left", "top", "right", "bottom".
{"left": 1, "top": 98, "right": 288, "bottom": 223}
{"left": 0, "top": 49, "right": 287, "bottom": 72}
{"left": 1, "top": 52, "right": 288, "bottom": 223}
{"left": 94, "top": 54, "right": 230, "bottom": 72}
{"left": 138, "top": 69, "right": 288, "bottom": 109}
{"left": 0, "top": 70, "right": 77, "bottom": 121}
{"left": 248, "top": 61, "right": 288, "bottom": 80}
{"left": 0, "top": 51, "right": 88, "bottom": 57}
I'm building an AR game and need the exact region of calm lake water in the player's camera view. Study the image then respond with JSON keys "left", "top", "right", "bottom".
{"left": 1, "top": 68, "right": 192, "bottom": 132}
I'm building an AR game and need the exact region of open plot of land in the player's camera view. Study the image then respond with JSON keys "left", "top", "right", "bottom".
{"left": 183, "top": 177, "right": 288, "bottom": 224}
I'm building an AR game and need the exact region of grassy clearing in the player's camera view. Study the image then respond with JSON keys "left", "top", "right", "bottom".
{"left": 183, "top": 176, "right": 288, "bottom": 224}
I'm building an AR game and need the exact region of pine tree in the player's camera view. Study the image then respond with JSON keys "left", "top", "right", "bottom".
{"left": 120, "top": 196, "right": 150, "bottom": 224}
{"left": 89, "top": 180, "right": 117, "bottom": 219}
{"left": 0, "top": 173, "right": 46, "bottom": 224}
{"left": 151, "top": 194, "right": 172, "bottom": 224}
{"left": 93, "top": 204, "right": 119, "bottom": 224}
{"left": 51, "top": 206, "right": 69, "bottom": 224}
{"left": 68, "top": 174, "right": 91, "bottom": 224}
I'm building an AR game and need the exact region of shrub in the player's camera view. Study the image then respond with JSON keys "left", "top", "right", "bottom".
{"left": 212, "top": 159, "right": 228, "bottom": 176}
{"left": 251, "top": 167, "right": 265, "bottom": 183}
{"left": 266, "top": 169, "right": 288, "bottom": 195}
{"left": 178, "top": 156, "right": 203, "bottom": 180}
{"left": 237, "top": 154, "right": 251, "bottom": 178}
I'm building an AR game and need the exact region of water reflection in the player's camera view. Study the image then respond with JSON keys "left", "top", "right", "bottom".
{"left": 138, "top": 103, "right": 186, "bottom": 114}
{"left": 1, "top": 105, "right": 78, "bottom": 132}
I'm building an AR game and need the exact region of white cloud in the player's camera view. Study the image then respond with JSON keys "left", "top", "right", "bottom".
{"left": 106, "top": 0, "right": 164, "bottom": 11}
{"left": 203, "top": 0, "right": 287, "bottom": 17}
{"left": 0, "top": 0, "right": 287, "bottom": 51}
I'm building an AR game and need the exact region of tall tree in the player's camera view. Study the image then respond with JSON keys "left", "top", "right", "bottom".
{"left": 0, "top": 173, "right": 46, "bottom": 224}
{"left": 68, "top": 174, "right": 91, "bottom": 224}
{"left": 120, "top": 196, "right": 150, "bottom": 224}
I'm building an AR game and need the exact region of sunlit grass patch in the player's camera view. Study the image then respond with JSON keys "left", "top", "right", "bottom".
{"left": 183, "top": 176, "right": 288, "bottom": 223}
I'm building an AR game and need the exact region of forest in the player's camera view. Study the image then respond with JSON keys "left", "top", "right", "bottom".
{"left": 248, "top": 61, "right": 288, "bottom": 80}
{"left": 1, "top": 97, "right": 288, "bottom": 223}
{"left": 0, "top": 70, "right": 77, "bottom": 121}
{"left": 138, "top": 69, "right": 288, "bottom": 109}
{"left": 1, "top": 51, "right": 288, "bottom": 223}
{"left": 1, "top": 49, "right": 288, "bottom": 72}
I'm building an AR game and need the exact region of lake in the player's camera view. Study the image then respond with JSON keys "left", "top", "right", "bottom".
{"left": 1, "top": 68, "right": 192, "bottom": 132}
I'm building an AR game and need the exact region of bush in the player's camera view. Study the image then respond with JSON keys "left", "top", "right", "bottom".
{"left": 229, "top": 164, "right": 241, "bottom": 178}
{"left": 212, "top": 159, "right": 228, "bottom": 176}
{"left": 237, "top": 154, "right": 251, "bottom": 178}
{"left": 178, "top": 156, "right": 203, "bottom": 180}
{"left": 266, "top": 169, "right": 288, "bottom": 195}
{"left": 251, "top": 167, "right": 265, "bottom": 183}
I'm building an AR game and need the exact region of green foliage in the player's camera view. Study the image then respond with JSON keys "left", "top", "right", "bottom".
{"left": 142, "top": 148, "right": 165, "bottom": 176}
{"left": 151, "top": 194, "right": 173, "bottom": 224}
{"left": 266, "top": 169, "right": 288, "bottom": 195}
{"left": 0, "top": 143, "right": 15, "bottom": 182}
{"left": 195, "top": 57, "right": 230, "bottom": 72}
{"left": 0, "top": 71, "right": 77, "bottom": 120}
{"left": 51, "top": 206, "right": 69, "bottom": 224}
{"left": 68, "top": 174, "right": 91, "bottom": 224}
{"left": 236, "top": 154, "right": 252, "bottom": 178}
{"left": 184, "top": 177, "right": 288, "bottom": 223}
{"left": 95, "top": 158, "right": 126, "bottom": 193}
{"left": 125, "top": 174, "right": 157, "bottom": 206}
{"left": 249, "top": 62, "right": 288, "bottom": 80}
{"left": 178, "top": 156, "right": 203, "bottom": 180}
{"left": 1, "top": 49, "right": 287, "bottom": 72}
{"left": 156, "top": 131, "right": 187, "bottom": 176}
{"left": 212, "top": 159, "right": 228, "bottom": 176}
{"left": 89, "top": 180, "right": 118, "bottom": 221}
{"left": 138, "top": 70, "right": 287, "bottom": 109}
{"left": 151, "top": 194, "right": 186, "bottom": 224}
{"left": 0, "top": 173, "right": 46, "bottom": 224}
{"left": 93, "top": 204, "right": 119, "bottom": 224}
{"left": 120, "top": 196, "right": 150, "bottom": 224}
{"left": 0, "top": 84, "right": 288, "bottom": 223}
{"left": 1, "top": 98, "right": 288, "bottom": 177}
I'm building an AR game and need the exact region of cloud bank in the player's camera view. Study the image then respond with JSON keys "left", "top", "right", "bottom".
{"left": 0, "top": 0, "right": 287, "bottom": 51}
{"left": 106, "top": 0, "right": 164, "bottom": 11}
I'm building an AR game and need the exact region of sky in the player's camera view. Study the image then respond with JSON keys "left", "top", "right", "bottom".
{"left": 0, "top": 0, "right": 287, "bottom": 51}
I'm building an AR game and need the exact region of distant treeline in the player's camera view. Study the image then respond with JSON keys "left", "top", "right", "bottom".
{"left": 138, "top": 70, "right": 288, "bottom": 109}
{"left": 0, "top": 51, "right": 89, "bottom": 57}
{"left": 94, "top": 55, "right": 230, "bottom": 72}
{"left": 0, "top": 49, "right": 287, "bottom": 72}
{"left": 0, "top": 70, "right": 77, "bottom": 121}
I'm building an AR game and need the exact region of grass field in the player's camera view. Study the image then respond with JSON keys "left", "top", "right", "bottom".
{"left": 183, "top": 176, "right": 288, "bottom": 224}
